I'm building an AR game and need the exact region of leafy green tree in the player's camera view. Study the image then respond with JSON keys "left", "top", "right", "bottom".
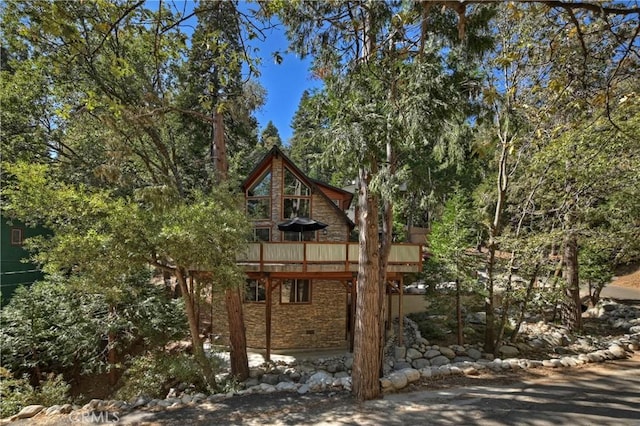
{"left": 428, "top": 189, "right": 479, "bottom": 344}
{"left": 0, "top": 272, "right": 186, "bottom": 383}
{"left": 0, "top": 0, "right": 270, "bottom": 383}
{"left": 3, "top": 161, "right": 250, "bottom": 389}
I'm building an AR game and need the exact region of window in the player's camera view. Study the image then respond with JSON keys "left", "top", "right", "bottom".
{"left": 283, "top": 168, "right": 311, "bottom": 218}
{"left": 284, "top": 168, "right": 310, "bottom": 196}
{"left": 280, "top": 279, "right": 311, "bottom": 303}
{"left": 249, "top": 171, "right": 271, "bottom": 197}
{"left": 332, "top": 199, "right": 341, "bottom": 209}
{"left": 252, "top": 228, "right": 271, "bottom": 242}
{"left": 283, "top": 230, "right": 315, "bottom": 241}
{"left": 245, "top": 279, "right": 266, "bottom": 302}
{"left": 247, "top": 170, "right": 271, "bottom": 220}
{"left": 283, "top": 198, "right": 310, "bottom": 218}
{"left": 10, "top": 228, "right": 23, "bottom": 246}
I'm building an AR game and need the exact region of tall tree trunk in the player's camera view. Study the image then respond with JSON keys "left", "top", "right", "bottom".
{"left": 456, "top": 278, "right": 463, "bottom": 345}
{"left": 213, "top": 105, "right": 250, "bottom": 380}
{"left": 225, "top": 286, "right": 249, "bottom": 380}
{"left": 562, "top": 231, "right": 582, "bottom": 330}
{"left": 352, "top": 166, "right": 382, "bottom": 402}
{"left": 485, "top": 141, "right": 509, "bottom": 353}
{"left": 176, "top": 268, "right": 216, "bottom": 388}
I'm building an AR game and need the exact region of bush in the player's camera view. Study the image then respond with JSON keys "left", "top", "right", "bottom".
{"left": 115, "top": 351, "right": 224, "bottom": 400}
{"left": 0, "top": 367, "right": 70, "bottom": 418}
{"left": 0, "top": 273, "right": 188, "bottom": 380}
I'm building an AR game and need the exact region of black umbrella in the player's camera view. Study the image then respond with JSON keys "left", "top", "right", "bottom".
{"left": 277, "top": 217, "right": 328, "bottom": 232}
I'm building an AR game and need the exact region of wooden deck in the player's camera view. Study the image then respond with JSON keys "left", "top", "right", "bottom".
{"left": 237, "top": 242, "right": 422, "bottom": 274}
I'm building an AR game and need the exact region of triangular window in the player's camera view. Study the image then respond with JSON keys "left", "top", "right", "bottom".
{"left": 249, "top": 170, "right": 271, "bottom": 197}
{"left": 284, "top": 168, "right": 310, "bottom": 196}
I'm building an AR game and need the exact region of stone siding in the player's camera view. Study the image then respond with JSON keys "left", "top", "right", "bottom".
{"left": 244, "top": 279, "right": 348, "bottom": 349}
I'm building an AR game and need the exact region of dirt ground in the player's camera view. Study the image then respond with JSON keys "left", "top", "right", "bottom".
{"left": 612, "top": 264, "right": 640, "bottom": 289}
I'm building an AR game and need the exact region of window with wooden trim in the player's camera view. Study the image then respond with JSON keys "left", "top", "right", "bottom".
{"left": 280, "top": 279, "right": 311, "bottom": 303}
{"left": 10, "top": 228, "right": 24, "bottom": 246}
{"left": 247, "top": 170, "right": 271, "bottom": 220}
{"left": 283, "top": 168, "right": 311, "bottom": 218}
{"left": 283, "top": 230, "right": 315, "bottom": 241}
{"left": 252, "top": 228, "right": 271, "bottom": 242}
{"left": 245, "top": 279, "right": 266, "bottom": 302}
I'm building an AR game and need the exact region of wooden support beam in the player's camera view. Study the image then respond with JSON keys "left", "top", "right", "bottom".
{"left": 399, "top": 276, "right": 404, "bottom": 347}
{"left": 265, "top": 275, "right": 272, "bottom": 362}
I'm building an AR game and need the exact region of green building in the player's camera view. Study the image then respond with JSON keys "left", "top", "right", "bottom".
{"left": 1, "top": 214, "right": 45, "bottom": 305}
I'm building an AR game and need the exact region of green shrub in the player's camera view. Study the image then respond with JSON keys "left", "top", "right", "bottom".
{"left": 115, "top": 351, "right": 224, "bottom": 400}
{"left": 0, "top": 367, "right": 70, "bottom": 418}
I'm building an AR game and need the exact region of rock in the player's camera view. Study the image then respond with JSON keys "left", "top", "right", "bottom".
{"left": 412, "top": 358, "right": 430, "bottom": 369}
{"left": 10, "top": 405, "right": 45, "bottom": 420}
{"left": 244, "top": 378, "right": 260, "bottom": 388}
{"left": 297, "top": 384, "right": 310, "bottom": 394}
{"left": 181, "top": 394, "right": 193, "bottom": 404}
{"left": 467, "top": 348, "right": 482, "bottom": 360}
{"left": 45, "top": 405, "right": 61, "bottom": 416}
{"left": 307, "top": 371, "right": 333, "bottom": 391}
{"left": 259, "top": 383, "right": 277, "bottom": 393}
{"left": 462, "top": 366, "right": 479, "bottom": 376}
{"left": 498, "top": 345, "right": 520, "bottom": 357}
{"left": 629, "top": 325, "right": 640, "bottom": 334}
{"left": 261, "top": 373, "right": 280, "bottom": 385}
{"left": 334, "top": 371, "right": 350, "bottom": 379}
{"left": 608, "top": 344, "right": 627, "bottom": 358}
{"left": 249, "top": 368, "right": 264, "bottom": 379}
{"left": 388, "top": 371, "right": 408, "bottom": 390}
{"left": 344, "top": 356, "right": 354, "bottom": 370}
{"left": 401, "top": 368, "right": 421, "bottom": 383}
{"left": 406, "top": 348, "right": 423, "bottom": 360}
{"left": 430, "top": 355, "right": 451, "bottom": 367}
{"left": 380, "top": 378, "right": 393, "bottom": 391}
{"left": 59, "top": 404, "right": 73, "bottom": 414}
{"left": 419, "top": 367, "right": 432, "bottom": 379}
{"left": 393, "top": 361, "right": 412, "bottom": 370}
{"left": 394, "top": 346, "right": 407, "bottom": 360}
{"left": 424, "top": 349, "right": 441, "bottom": 359}
{"left": 276, "top": 382, "right": 298, "bottom": 392}
{"left": 439, "top": 347, "right": 456, "bottom": 359}
{"left": 453, "top": 356, "right": 474, "bottom": 364}
{"left": 326, "top": 363, "right": 339, "bottom": 373}
{"left": 436, "top": 365, "right": 452, "bottom": 376}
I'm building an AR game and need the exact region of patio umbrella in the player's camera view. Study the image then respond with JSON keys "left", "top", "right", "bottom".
{"left": 277, "top": 217, "right": 328, "bottom": 233}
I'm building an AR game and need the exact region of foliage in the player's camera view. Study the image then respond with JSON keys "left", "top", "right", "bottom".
{"left": 115, "top": 351, "right": 225, "bottom": 400}
{"left": 0, "top": 273, "right": 187, "bottom": 379}
{"left": 0, "top": 368, "right": 70, "bottom": 418}
{"left": 428, "top": 189, "right": 479, "bottom": 286}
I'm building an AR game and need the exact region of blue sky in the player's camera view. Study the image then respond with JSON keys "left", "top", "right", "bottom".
{"left": 251, "top": 23, "right": 321, "bottom": 143}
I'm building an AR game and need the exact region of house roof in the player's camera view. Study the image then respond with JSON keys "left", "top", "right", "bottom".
{"left": 241, "top": 146, "right": 355, "bottom": 230}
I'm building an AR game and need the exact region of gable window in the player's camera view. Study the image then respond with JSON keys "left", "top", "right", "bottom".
{"left": 245, "top": 279, "right": 265, "bottom": 302}
{"left": 10, "top": 228, "right": 24, "bottom": 246}
{"left": 280, "top": 279, "right": 311, "bottom": 303}
{"left": 247, "top": 170, "right": 271, "bottom": 220}
{"left": 252, "top": 228, "right": 271, "bottom": 242}
{"left": 283, "top": 168, "right": 311, "bottom": 218}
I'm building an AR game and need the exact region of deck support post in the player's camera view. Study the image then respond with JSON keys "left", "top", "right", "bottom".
{"left": 265, "top": 274, "right": 272, "bottom": 362}
{"left": 398, "top": 276, "right": 404, "bottom": 347}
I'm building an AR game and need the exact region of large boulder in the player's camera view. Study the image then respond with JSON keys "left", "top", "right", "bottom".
{"left": 498, "top": 345, "right": 520, "bottom": 357}
{"left": 10, "top": 405, "right": 44, "bottom": 421}
{"left": 430, "top": 355, "right": 451, "bottom": 367}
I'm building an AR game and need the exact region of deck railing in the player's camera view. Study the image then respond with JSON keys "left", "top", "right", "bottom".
{"left": 237, "top": 242, "right": 422, "bottom": 273}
